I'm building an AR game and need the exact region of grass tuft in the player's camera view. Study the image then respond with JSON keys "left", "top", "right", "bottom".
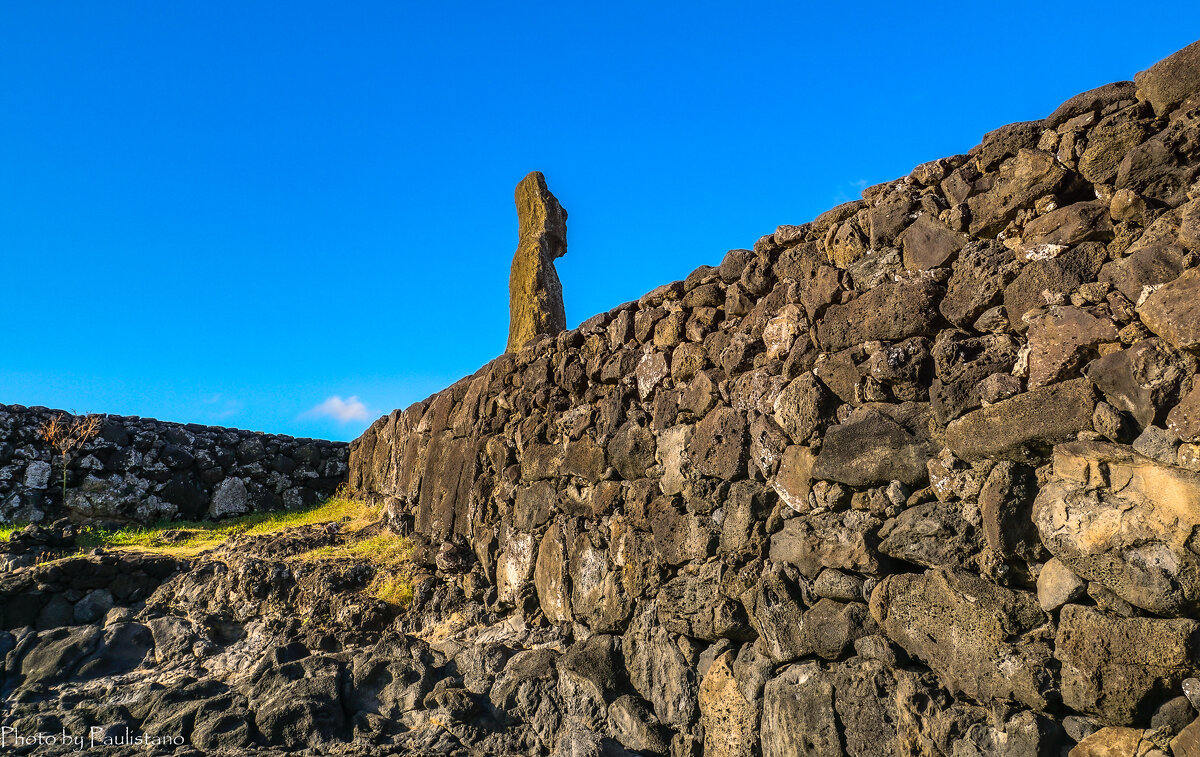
{"left": 298, "top": 532, "right": 414, "bottom": 608}
{"left": 0, "top": 523, "right": 20, "bottom": 542}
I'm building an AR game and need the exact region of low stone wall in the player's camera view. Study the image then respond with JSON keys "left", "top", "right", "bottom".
{"left": 0, "top": 404, "right": 348, "bottom": 525}
{"left": 0, "top": 551, "right": 182, "bottom": 631}
{"left": 349, "top": 42, "right": 1200, "bottom": 756}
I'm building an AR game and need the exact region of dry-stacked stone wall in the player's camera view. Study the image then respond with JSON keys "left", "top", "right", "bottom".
{"left": 0, "top": 404, "right": 348, "bottom": 525}
{"left": 351, "top": 43, "right": 1200, "bottom": 756}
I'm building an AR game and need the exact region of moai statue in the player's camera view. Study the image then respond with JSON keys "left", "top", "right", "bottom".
{"left": 507, "top": 171, "right": 567, "bottom": 352}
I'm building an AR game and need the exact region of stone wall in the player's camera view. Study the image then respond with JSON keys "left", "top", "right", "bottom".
{"left": 350, "top": 42, "right": 1200, "bottom": 756}
{"left": 0, "top": 404, "right": 348, "bottom": 525}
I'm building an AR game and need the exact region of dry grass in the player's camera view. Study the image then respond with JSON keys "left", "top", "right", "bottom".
{"left": 298, "top": 531, "right": 415, "bottom": 608}
{"left": 75, "top": 490, "right": 383, "bottom": 558}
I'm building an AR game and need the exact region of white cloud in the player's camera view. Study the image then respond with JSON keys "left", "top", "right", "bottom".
{"left": 304, "top": 395, "right": 373, "bottom": 424}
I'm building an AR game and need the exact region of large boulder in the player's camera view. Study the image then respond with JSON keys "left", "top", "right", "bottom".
{"left": 1034, "top": 441, "right": 1200, "bottom": 616}
{"left": 1135, "top": 40, "right": 1200, "bottom": 115}
{"left": 945, "top": 378, "right": 1096, "bottom": 462}
{"left": 869, "top": 568, "right": 1056, "bottom": 710}
{"left": 1139, "top": 268, "right": 1200, "bottom": 351}
{"left": 812, "top": 402, "right": 936, "bottom": 487}
{"left": 1056, "top": 604, "right": 1200, "bottom": 724}
{"left": 815, "top": 277, "right": 943, "bottom": 352}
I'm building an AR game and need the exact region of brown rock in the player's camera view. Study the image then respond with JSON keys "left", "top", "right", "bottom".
{"left": 1067, "top": 727, "right": 1142, "bottom": 757}
{"left": 967, "top": 149, "right": 1070, "bottom": 237}
{"left": 1046, "top": 81, "right": 1136, "bottom": 128}
{"left": 508, "top": 171, "right": 568, "bottom": 352}
{"left": 816, "top": 276, "right": 943, "bottom": 352}
{"left": 769, "top": 510, "right": 884, "bottom": 578}
{"left": 1139, "top": 268, "right": 1200, "bottom": 351}
{"left": 897, "top": 213, "right": 966, "bottom": 271}
{"left": 1025, "top": 306, "right": 1118, "bottom": 389}
{"left": 1099, "top": 245, "right": 1186, "bottom": 303}
{"left": 1170, "top": 385, "right": 1200, "bottom": 443}
{"left": 772, "top": 445, "right": 816, "bottom": 512}
{"left": 772, "top": 373, "right": 832, "bottom": 445}
{"left": 1003, "top": 243, "right": 1107, "bottom": 327}
{"left": 1034, "top": 441, "right": 1200, "bottom": 616}
{"left": 1020, "top": 201, "right": 1114, "bottom": 250}
{"left": 945, "top": 377, "right": 1096, "bottom": 462}
{"left": 1057, "top": 604, "right": 1200, "bottom": 724}
{"left": 1135, "top": 40, "right": 1200, "bottom": 115}
{"left": 698, "top": 651, "right": 757, "bottom": 757}
{"left": 689, "top": 407, "right": 748, "bottom": 480}
{"left": 1171, "top": 718, "right": 1200, "bottom": 757}
{"left": 869, "top": 567, "right": 1055, "bottom": 710}
{"left": 1085, "top": 338, "right": 1191, "bottom": 429}
{"left": 813, "top": 403, "right": 936, "bottom": 487}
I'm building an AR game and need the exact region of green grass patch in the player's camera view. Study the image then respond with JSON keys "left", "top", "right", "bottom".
{"left": 0, "top": 523, "right": 22, "bottom": 542}
{"left": 75, "top": 494, "right": 382, "bottom": 558}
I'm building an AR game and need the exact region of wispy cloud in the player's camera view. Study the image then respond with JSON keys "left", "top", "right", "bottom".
{"left": 303, "top": 395, "right": 373, "bottom": 424}
{"left": 831, "top": 178, "right": 871, "bottom": 206}
{"left": 202, "top": 394, "right": 242, "bottom": 420}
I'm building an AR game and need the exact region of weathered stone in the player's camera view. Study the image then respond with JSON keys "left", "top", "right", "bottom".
{"left": 1003, "top": 243, "right": 1107, "bottom": 327}
{"left": 508, "top": 171, "right": 568, "bottom": 351}
{"left": 1140, "top": 268, "right": 1200, "bottom": 351}
{"left": 623, "top": 602, "right": 698, "bottom": 728}
{"left": 23, "top": 460, "right": 51, "bottom": 490}
{"left": 878, "top": 500, "right": 983, "bottom": 571}
{"left": 931, "top": 330, "right": 1022, "bottom": 424}
{"left": 1047, "top": 81, "right": 1137, "bottom": 127}
{"left": 698, "top": 651, "right": 756, "bottom": 757}
{"left": 1170, "top": 384, "right": 1200, "bottom": 443}
{"left": 1034, "top": 441, "right": 1200, "bottom": 615}
{"left": 772, "top": 373, "right": 832, "bottom": 446}
{"left": 770, "top": 510, "right": 885, "bottom": 578}
{"left": 967, "top": 149, "right": 1070, "bottom": 237}
{"left": 941, "top": 240, "right": 1022, "bottom": 327}
{"left": 1037, "top": 557, "right": 1088, "bottom": 611}
{"left": 1086, "top": 339, "right": 1191, "bottom": 430}
{"left": 812, "top": 403, "right": 936, "bottom": 487}
{"left": 1021, "top": 201, "right": 1114, "bottom": 250}
{"left": 1057, "top": 604, "right": 1200, "bottom": 724}
{"left": 1067, "top": 727, "right": 1142, "bottom": 757}
{"left": 1172, "top": 718, "right": 1200, "bottom": 757}
{"left": 869, "top": 568, "right": 1054, "bottom": 709}
{"left": 1025, "top": 306, "right": 1118, "bottom": 389}
{"left": 1079, "top": 108, "right": 1155, "bottom": 185}
{"left": 815, "top": 277, "right": 943, "bottom": 352}
{"left": 1135, "top": 40, "right": 1200, "bottom": 115}
{"left": 688, "top": 407, "right": 748, "bottom": 480}
{"left": 209, "top": 477, "right": 249, "bottom": 518}
{"left": 609, "top": 422, "right": 656, "bottom": 481}
{"left": 978, "top": 460, "right": 1043, "bottom": 562}
{"left": 535, "top": 521, "right": 572, "bottom": 623}
{"left": 772, "top": 445, "right": 816, "bottom": 513}
{"left": 1116, "top": 115, "right": 1200, "bottom": 209}
{"left": 656, "top": 562, "right": 750, "bottom": 642}
{"left": 571, "top": 533, "right": 632, "bottom": 633}
{"left": 896, "top": 213, "right": 965, "bottom": 271}
{"left": 945, "top": 378, "right": 1096, "bottom": 462}
{"left": 760, "top": 662, "right": 841, "bottom": 757}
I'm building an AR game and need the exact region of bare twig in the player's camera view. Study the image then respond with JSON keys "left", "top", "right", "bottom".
{"left": 37, "top": 412, "right": 102, "bottom": 503}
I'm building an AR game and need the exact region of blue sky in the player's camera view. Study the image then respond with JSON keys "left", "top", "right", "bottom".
{"left": 3, "top": 3, "right": 1199, "bottom": 441}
